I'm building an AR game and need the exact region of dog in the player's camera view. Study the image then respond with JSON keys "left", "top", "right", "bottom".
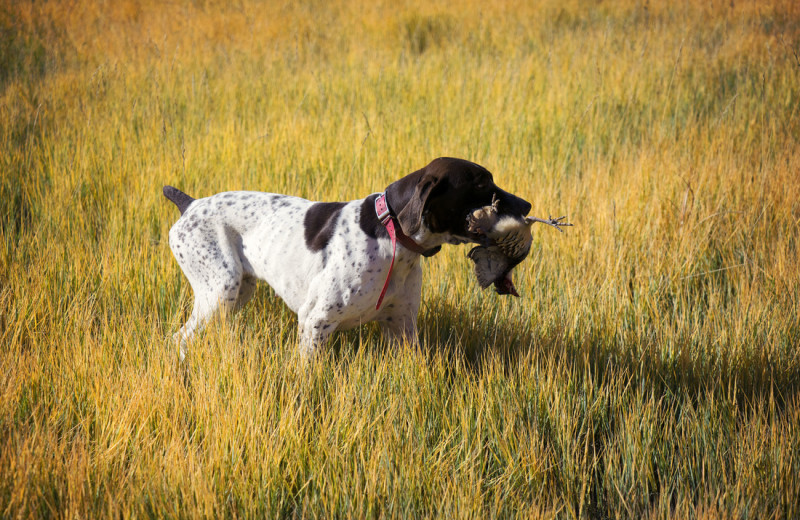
{"left": 164, "top": 157, "right": 531, "bottom": 360}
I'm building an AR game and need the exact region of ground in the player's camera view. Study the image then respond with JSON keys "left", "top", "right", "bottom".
{"left": 1, "top": 0, "right": 799, "bottom": 517}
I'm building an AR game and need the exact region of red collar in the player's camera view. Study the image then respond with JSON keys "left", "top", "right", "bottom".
{"left": 374, "top": 193, "right": 439, "bottom": 310}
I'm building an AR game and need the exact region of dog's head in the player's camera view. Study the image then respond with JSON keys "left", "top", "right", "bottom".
{"left": 386, "top": 157, "right": 531, "bottom": 245}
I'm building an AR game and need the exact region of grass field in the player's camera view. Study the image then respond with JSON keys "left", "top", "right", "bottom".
{"left": 2, "top": 0, "right": 800, "bottom": 517}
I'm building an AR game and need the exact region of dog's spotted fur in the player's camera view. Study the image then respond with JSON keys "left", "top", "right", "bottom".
{"left": 164, "top": 157, "right": 531, "bottom": 359}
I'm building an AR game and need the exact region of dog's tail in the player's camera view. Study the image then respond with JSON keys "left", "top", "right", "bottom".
{"left": 163, "top": 186, "right": 195, "bottom": 215}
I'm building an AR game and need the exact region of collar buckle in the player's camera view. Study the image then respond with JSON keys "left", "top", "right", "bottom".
{"left": 375, "top": 193, "right": 392, "bottom": 225}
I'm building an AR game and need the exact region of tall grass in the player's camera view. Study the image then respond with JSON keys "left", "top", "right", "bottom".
{"left": 1, "top": 0, "right": 799, "bottom": 517}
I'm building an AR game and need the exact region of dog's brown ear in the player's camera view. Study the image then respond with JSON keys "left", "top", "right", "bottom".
{"left": 385, "top": 167, "right": 445, "bottom": 236}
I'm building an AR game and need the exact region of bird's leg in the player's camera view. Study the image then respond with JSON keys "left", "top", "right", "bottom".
{"left": 525, "top": 215, "right": 573, "bottom": 233}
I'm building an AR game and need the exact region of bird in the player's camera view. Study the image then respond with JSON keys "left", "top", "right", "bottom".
{"left": 466, "top": 195, "right": 571, "bottom": 296}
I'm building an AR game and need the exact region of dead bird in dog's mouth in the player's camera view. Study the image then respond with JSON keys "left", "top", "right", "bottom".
{"left": 466, "top": 194, "right": 572, "bottom": 296}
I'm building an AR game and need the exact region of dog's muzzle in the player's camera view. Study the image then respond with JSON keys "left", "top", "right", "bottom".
{"left": 494, "top": 188, "right": 532, "bottom": 218}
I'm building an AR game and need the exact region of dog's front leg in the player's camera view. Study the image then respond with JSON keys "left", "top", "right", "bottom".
{"left": 296, "top": 302, "right": 338, "bottom": 358}
{"left": 380, "top": 313, "right": 419, "bottom": 348}
{"left": 297, "top": 321, "right": 337, "bottom": 358}
{"left": 379, "top": 264, "right": 422, "bottom": 348}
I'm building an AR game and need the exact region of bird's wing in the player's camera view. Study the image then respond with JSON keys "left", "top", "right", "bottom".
{"left": 494, "top": 228, "right": 532, "bottom": 260}
{"left": 467, "top": 246, "right": 509, "bottom": 289}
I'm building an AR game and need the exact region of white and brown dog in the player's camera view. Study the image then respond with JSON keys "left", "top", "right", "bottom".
{"left": 164, "top": 157, "right": 531, "bottom": 360}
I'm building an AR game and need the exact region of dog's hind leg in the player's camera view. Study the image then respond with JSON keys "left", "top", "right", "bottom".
{"left": 234, "top": 276, "right": 258, "bottom": 312}
{"left": 174, "top": 277, "right": 245, "bottom": 361}
{"left": 170, "top": 224, "right": 247, "bottom": 361}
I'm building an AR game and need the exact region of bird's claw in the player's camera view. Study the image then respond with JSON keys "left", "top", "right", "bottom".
{"left": 526, "top": 215, "right": 574, "bottom": 232}
{"left": 547, "top": 215, "right": 573, "bottom": 232}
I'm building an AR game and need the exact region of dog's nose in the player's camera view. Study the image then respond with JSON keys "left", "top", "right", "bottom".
{"left": 495, "top": 189, "right": 532, "bottom": 217}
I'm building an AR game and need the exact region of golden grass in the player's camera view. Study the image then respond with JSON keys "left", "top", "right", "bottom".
{"left": 2, "top": 0, "right": 799, "bottom": 517}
